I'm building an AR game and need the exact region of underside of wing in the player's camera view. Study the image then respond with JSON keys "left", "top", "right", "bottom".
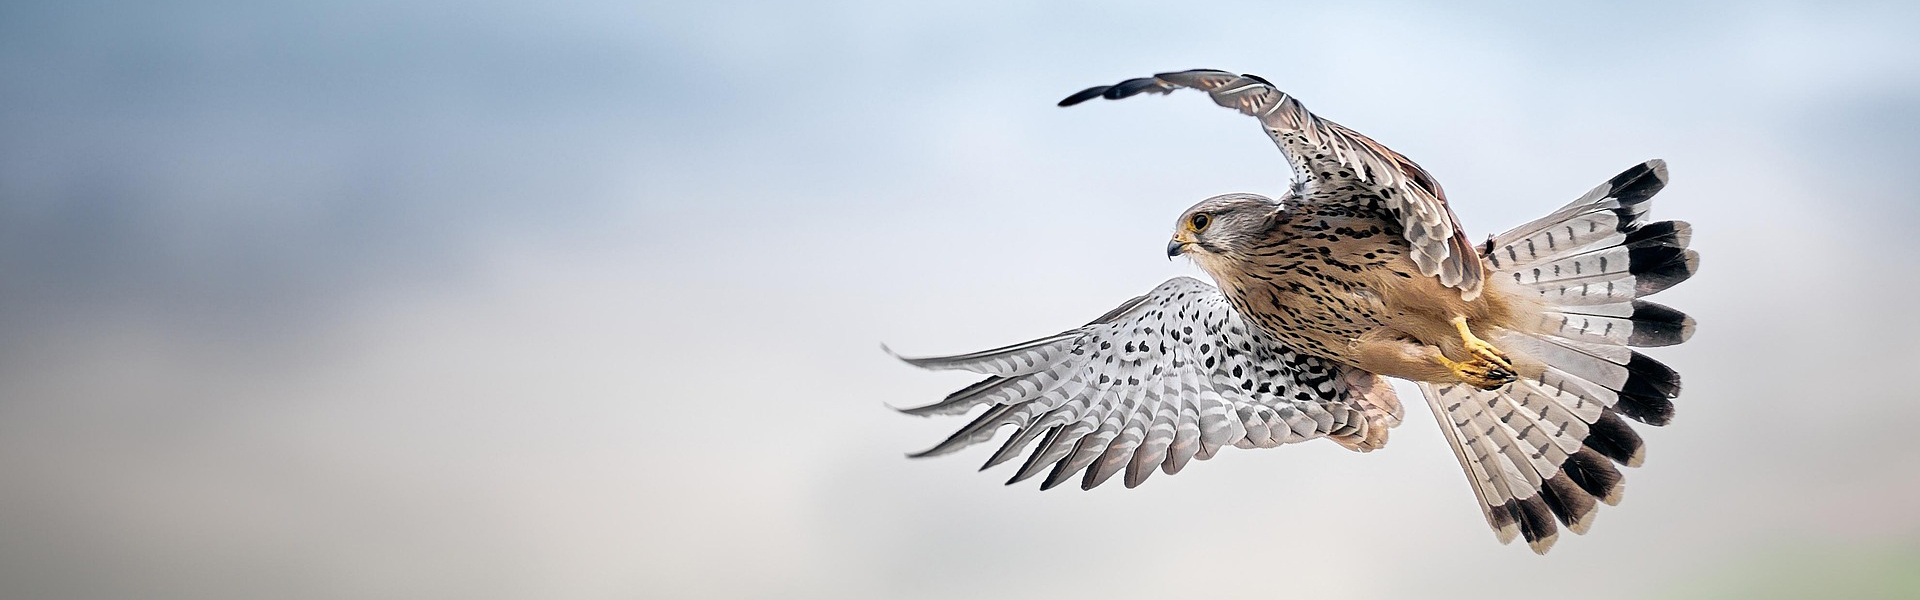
{"left": 891, "top": 277, "right": 1404, "bottom": 490}
{"left": 1061, "top": 69, "right": 1484, "bottom": 299}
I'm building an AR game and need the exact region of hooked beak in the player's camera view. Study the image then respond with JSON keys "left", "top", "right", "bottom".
{"left": 1166, "top": 239, "right": 1187, "bottom": 259}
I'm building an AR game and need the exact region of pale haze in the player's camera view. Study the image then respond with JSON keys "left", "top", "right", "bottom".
{"left": 2, "top": 1, "right": 1917, "bottom": 598}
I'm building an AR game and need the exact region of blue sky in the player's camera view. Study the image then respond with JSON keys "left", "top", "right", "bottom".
{"left": 1, "top": 1, "right": 1917, "bottom": 598}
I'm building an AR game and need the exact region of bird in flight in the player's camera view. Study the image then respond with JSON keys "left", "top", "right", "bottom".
{"left": 889, "top": 69, "right": 1698, "bottom": 554}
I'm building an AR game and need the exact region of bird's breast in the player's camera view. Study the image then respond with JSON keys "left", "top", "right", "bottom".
{"left": 1213, "top": 217, "right": 1426, "bottom": 360}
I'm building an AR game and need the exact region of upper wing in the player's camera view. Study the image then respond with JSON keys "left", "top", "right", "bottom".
{"left": 1060, "top": 69, "right": 1485, "bottom": 299}
{"left": 890, "top": 277, "right": 1403, "bottom": 490}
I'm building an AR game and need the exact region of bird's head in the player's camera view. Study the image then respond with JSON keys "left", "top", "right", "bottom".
{"left": 1167, "top": 193, "right": 1288, "bottom": 268}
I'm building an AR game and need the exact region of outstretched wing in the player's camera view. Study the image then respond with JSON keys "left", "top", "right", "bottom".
{"left": 1061, "top": 69, "right": 1485, "bottom": 299}
{"left": 891, "top": 277, "right": 1403, "bottom": 490}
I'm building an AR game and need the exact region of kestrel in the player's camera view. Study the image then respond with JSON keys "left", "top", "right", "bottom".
{"left": 890, "top": 69, "right": 1698, "bottom": 554}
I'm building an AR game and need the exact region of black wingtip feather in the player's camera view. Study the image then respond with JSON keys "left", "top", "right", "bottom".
{"left": 1058, "top": 86, "right": 1110, "bottom": 107}
{"left": 1103, "top": 77, "right": 1166, "bottom": 100}
{"left": 1240, "top": 73, "right": 1274, "bottom": 85}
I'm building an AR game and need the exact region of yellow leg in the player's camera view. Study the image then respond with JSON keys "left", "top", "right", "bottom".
{"left": 1451, "top": 316, "right": 1512, "bottom": 371}
{"left": 1349, "top": 326, "right": 1513, "bottom": 391}
{"left": 1447, "top": 317, "right": 1514, "bottom": 390}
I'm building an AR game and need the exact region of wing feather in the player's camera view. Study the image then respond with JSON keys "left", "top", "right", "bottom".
{"left": 1062, "top": 69, "right": 1485, "bottom": 298}
{"left": 894, "top": 277, "right": 1396, "bottom": 489}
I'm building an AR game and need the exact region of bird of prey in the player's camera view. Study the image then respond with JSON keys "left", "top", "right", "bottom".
{"left": 889, "top": 69, "right": 1698, "bottom": 554}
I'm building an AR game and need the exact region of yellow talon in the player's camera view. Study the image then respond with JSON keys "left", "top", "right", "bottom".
{"left": 1442, "top": 316, "right": 1514, "bottom": 390}
{"left": 1451, "top": 316, "right": 1512, "bottom": 371}
{"left": 1441, "top": 354, "right": 1516, "bottom": 390}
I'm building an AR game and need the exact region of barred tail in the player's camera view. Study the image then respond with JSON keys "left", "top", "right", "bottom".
{"left": 1426, "top": 159, "right": 1698, "bottom": 554}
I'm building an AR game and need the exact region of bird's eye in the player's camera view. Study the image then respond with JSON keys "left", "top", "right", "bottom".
{"left": 1190, "top": 212, "right": 1211, "bottom": 231}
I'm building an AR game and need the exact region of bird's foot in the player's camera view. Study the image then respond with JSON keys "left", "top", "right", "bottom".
{"left": 1443, "top": 355, "right": 1516, "bottom": 390}
{"left": 1451, "top": 316, "right": 1512, "bottom": 372}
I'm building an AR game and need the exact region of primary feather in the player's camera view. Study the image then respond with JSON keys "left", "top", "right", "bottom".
{"left": 893, "top": 277, "right": 1403, "bottom": 489}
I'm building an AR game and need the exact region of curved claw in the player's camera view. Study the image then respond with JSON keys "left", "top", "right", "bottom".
{"left": 1445, "top": 356, "right": 1516, "bottom": 390}
{"left": 1465, "top": 339, "right": 1513, "bottom": 372}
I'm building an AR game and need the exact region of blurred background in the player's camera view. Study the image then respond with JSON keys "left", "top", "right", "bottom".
{"left": 2, "top": 1, "right": 1917, "bottom": 598}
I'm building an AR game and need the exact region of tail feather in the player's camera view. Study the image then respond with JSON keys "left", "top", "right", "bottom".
{"left": 1424, "top": 383, "right": 1565, "bottom": 553}
{"left": 1581, "top": 411, "right": 1646, "bottom": 467}
{"left": 1488, "top": 399, "right": 1601, "bottom": 535}
{"left": 1563, "top": 447, "right": 1626, "bottom": 504}
{"left": 1424, "top": 159, "right": 1694, "bottom": 553}
{"left": 1509, "top": 251, "right": 1699, "bottom": 306}
{"left": 1504, "top": 229, "right": 1692, "bottom": 285}
{"left": 1613, "top": 389, "right": 1676, "bottom": 427}
{"left": 1423, "top": 382, "right": 1523, "bottom": 544}
{"left": 1540, "top": 474, "right": 1600, "bottom": 534}
{"left": 1490, "top": 160, "right": 1696, "bottom": 312}
{"left": 1624, "top": 220, "right": 1693, "bottom": 249}
{"left": 1500, "top": 332, "right": 1680, "bottom": 426}
{"left": 1426, "top": 377, "right": 1633, "bottom": 553}
{"left": 1489, "top": 160, "right": 1667, "bottom": 261}
{"left": 1534, "top": 300, "right": 1695, "bottom": 347}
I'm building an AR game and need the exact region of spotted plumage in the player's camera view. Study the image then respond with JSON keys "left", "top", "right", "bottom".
{"left": 890, "top": 277, "right": 1402, "bottom": 491}
{"left": 892, "top": 69, "right": 1698, "bottom": 554}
